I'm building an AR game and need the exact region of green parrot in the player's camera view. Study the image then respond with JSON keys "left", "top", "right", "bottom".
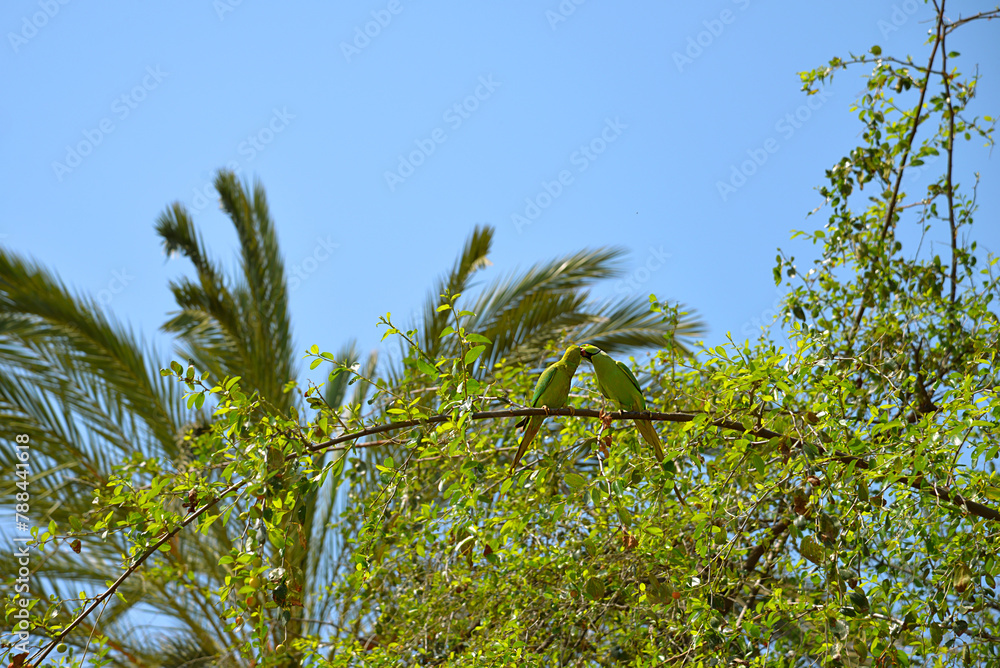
{"left": 510, "top": 346, "right": 582, "bottom": 472}
{"left": 579, "top": 344, "right": 664, "bottom": 462}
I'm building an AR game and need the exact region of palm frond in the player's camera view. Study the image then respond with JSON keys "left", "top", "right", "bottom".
{"left": 155, "top": 203, "right": 230, "bottom": 293}
{"left": 159, "top": 170, "right": 296, "bottom": 411}
{"left": 419, "top": 224, "right": 493, "bottom": 358}
{"left": 0, "top": 248, "right": 184, "bottom": 451}
{"left": 475, "top": 291, "right": 588, "bottom": 371}
{"left": 218, "top": 172, "right": 295, "bottom": 395}
{"left": 571, "top": 298, "right": 704, "bottom": 355}
{"left": 467, "top": 246, "right": 626, "bottom": 326}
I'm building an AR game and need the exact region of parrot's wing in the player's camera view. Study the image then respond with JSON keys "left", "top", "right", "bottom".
{"left": 615, "top": 360, "right": 643, "bottom": 395}
{"left": 516, "top": 360, "right": 563, "bottom": 429}
{"left": 530, "top": 363, "right": 561, "bottom": 406}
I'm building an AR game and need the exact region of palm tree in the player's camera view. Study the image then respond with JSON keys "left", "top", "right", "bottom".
{"left": 0, "top": 238, "right": 207, "bottom": 662}
{"left": 0, "top": 169, "right": 703, "bottom": 665}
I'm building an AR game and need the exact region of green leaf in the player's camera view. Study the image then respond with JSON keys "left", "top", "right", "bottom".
{"left": 564, "top": 473, "right": 587, "bottom": 489}
{"left": 849, "top": 589, "right": 870, "bottom": 613}
{"left": 585, "top": 577, "right": 606, "bottom": 600}
{"left": 854, "top": 638, "right": 869, "bottom": 663}
{"left": 465, "top": 333, "right": 492, "bottom": 344}
{"left": 617, "top": 505, "right": 632, "bottom": 528}
{"left": 464, "top": 345, "right": 486, "bottom": 365}
{"left": 415, "top": 359, "right": 439, "bottom": 378}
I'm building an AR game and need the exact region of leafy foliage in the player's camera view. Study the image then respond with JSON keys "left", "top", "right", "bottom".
{"left": 0, "top": 182, "right": 692, "bottom": 664}
{"left": 3, "top": 4, "right": 1000, "bottom": 667}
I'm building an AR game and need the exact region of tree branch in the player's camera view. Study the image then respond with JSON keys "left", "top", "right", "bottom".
{"left": 306, "top": 407, "right": 1000, "bottom": 523}
{"left": 28, "top": 478, "right": 244, "bottom": 667}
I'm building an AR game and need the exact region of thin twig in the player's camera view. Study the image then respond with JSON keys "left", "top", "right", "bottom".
{"left": 847, "top": 1, "right": 947, "bottom": 346}
{"left": 28, "top": 477, "right": 244, "bottom": 666}
{"left": 939, "top": 4, "right": 959, "bottom": 304}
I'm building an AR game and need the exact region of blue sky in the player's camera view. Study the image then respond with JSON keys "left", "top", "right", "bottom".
{"left": 3, "top": 1, "right": 998, "bottom": 384}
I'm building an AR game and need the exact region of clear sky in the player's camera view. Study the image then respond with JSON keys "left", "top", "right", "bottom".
{"left": 3, "top": 1, "right": 998, "bottom": 384}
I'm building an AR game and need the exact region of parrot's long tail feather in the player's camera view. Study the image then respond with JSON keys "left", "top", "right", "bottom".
{"left": 510, "top": 418, "right": 542, "bottom": 472}
{"left": 634, "top": 419, "right": 664, "bottom": 462}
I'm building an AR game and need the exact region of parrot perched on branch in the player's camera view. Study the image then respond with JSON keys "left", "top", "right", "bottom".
{"left": 579, "top": 344, "right": 664, "bottom": 462}
{"left": 510, "top": 346, "right": 582, "bottom": 472}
